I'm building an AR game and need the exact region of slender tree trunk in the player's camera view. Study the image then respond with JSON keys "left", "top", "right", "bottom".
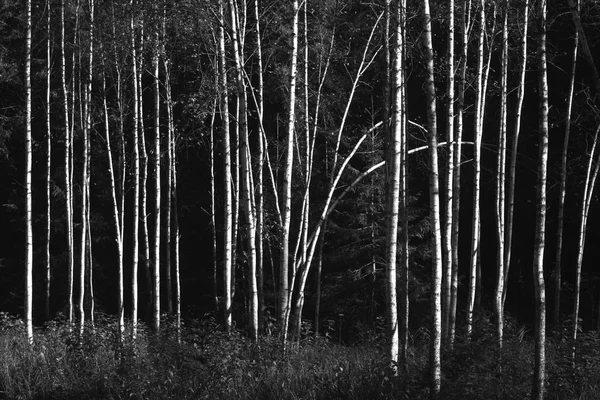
{"left": 449, "top": 0, "right": 470, "bottom": 349}
{"left": 280, "top": 0, "right": 300, "bottom": 335}
{"left": 385, "top": 0, "right": 400, "bottom": 368}
{"left": 555, "top": 0, "right": 577, "bottom": 333}
{"left": 165, "top": 58, "right": 173, "bottom": 316}
{"left": 87, "top": 214, "right": 94, "bottom": 330}
{"left": 61, "top": 0, "right": 75, "bottom": 332}
{"left": 442, "top": 0, "right": 455, "bottom": 345}
{"left": 571, "top": 125, "right": 600, "bottom": 359}
{"left": 218, "top": 0, "right": 234, "bottom": 331}
{"left": 25, "top": 0, "right": 33, "bottom": 345}
{"left": 495, "top": 0, "right": 508, "bottom": 350}
{"left": 45, "top": 0, "right": 52, "bottom": 323}
{"left": 504, "top": 0, "right": 529, "bottom": 307}
{"left": 137, "top": 20, "right": 153, "bottom": 323}
{"left": 152, "top": 16, "right": 162, "bottom": 332}
{"left": 100, "top": 39, "right": 124, "bottom": 343}
{"left": 253, "top": 0, "right": 265, "bottom": 332}
{"left": 131, "top": 0, "right": 140, "bottom": 339}
{"left": 80, "top": 0, "right": 94, "bottom": 339}
{"left": 532, "top": 0, "right": 549, "bottom": 396}
{"left": 230, "top": 0, "right": 259, "bottom": 341}
{"left": 398, "top": 0, "right": 409, "bottom": 365}
{"left": 210, "top": 96, "right": 219, "bottom": 315}
{"left": 421, "top": 0, "right": 443, "bottom": 395}
{"left": 467, "top": 0, "right": 485, "bottom": 341}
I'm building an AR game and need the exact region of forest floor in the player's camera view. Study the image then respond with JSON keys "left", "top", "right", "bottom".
{"left": 0, "top": 313, "right": 599, "bottom": 399}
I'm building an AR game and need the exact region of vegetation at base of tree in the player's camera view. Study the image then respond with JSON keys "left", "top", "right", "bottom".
{"left": 0, "top": 312, "right": 598, "bottom": 400}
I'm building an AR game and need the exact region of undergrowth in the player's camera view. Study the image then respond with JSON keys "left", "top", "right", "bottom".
{"left": 0, "top": 312, "right": 599, "bottom": 399}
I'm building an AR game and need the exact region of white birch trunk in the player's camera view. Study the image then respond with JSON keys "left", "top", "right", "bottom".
{"left": 532, "top": 0, "right": 548, "bottom": 396}
{"left": 25, "top": 0, "right": 33, "bottom": 344}
{"left": 152, "top": 20, "right": 161, "bottom": 332}
{"left": 218, "top": 0, "right": 234, "bottom": 331}
{"left": 555, "top": 0, "right": 578, "bottom": 332}
{"left": 45, "top": 0, "right": 52, "bottom": 322}
{"left": 131, "top": 0, "right": 140, "bottom": 339}
{"left": 467, "top": 0, "right": 485, "bottom": 341}
{"left": 421, "top": 0, "right": 443, "bottom": 394}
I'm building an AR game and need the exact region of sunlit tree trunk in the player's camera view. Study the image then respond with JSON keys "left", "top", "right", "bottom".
{"left": 495, "top": 0, "right": 508, "bottom": 350}
{"left": 253, "top": 0, "right": 265, "bottom": 331}
{"left": 280, "top": 0, "right": 299, "bottom": 334}
{"left": 504, "top": 0, "right": 528, "bottom": 307}
{"left": 131, "top": 0, "right": 140, "bottom": 339}
{"left": 165, "top": 57, "right": 173, "bottom": 316}
{"left": 100, "top": 38, "right": 124, "bottom": 343}
{"left": 80, "top": 0, "right": 94, "bottom": 339}
{"left": 532, "top": 0, "right": 548, "bottom": 396}
{"left": 61, "top": 0, "right": 75, "bottom": 332}
{"left": 571, "top": 125, "right": 600, "bottom": 360}
{"left": 25, "top": 0, "right": 33, "bottom": 345}
{"left": 421, "top": 0, "right": 443, "bottom": 394}
{"left": 209, "top": 96, "right": 219, "bottom": 315}
{"left": 467, "top": 0, "right": 485, "bottom": 341}
{"left": 136, "top": 18, "right": 153, "bottom": 322}
{"left": 398, "top": 0, "right": 409, "bottom": 365}
{"left": 218, "top": 0, "right": 233, "bottom": 331}
{"left": 45, "top": 0, "right": 52, "bottom": 323}
{"left": 555, "top": 0, "right": 577, "bottom": 332}
{"left": 152, "top": 13, "right": 162, "bottom": 332}
{"left": 385, "top": 0, "right": 399, "bottom": 368}
{"left": 230, "top": 0, "right": 258, "bottom": 340}
{"left": 87, "top": 214, "right": 94, "bottom": 330}
{"left": 442, "top": 0, "right": 455, "bottom": 345}
{"left": 449, "top": 0, "right": 470, "bottom": 349}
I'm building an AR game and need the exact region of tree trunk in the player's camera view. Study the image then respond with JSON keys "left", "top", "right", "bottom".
{"left": 385, "top": 0, "right": 400, "bottom": 368}
{"left": 45, "top": 0, "right": 52, "bottom": 323}
{"left": 25, "top": 0, "right": 33, "bottom": 345}
{"left": 421, "top": 0, "right": 443, "bottom": 395}
{"left": 280, "top": 0, "right": 299, "bottom": 336}
{"left": 555, "top": 0, "right": 577, "bottom": 333}
{"left": 532, "top": 0, "right": 549, "bottom": 396}
{"left": 449, "top": 0, "right": 471, "bottom": 349}
{"left": 495, "top": 0, "right": 508, "bottom": 350}
{"left": 504, "top": 0, "right": 529, "bottom": 308}
{"left": 442, "top": 0, "right": 455, "bottom": 345}
{"left": 467, "top": 0, "right": 485, "bottom": 341}
{"left": 131, "top": 0, "right": 140, "bottom": 339}
{"left": 61, "top": 0, "right": 75, "bottom": 332}
{"left": 218, "top": 0, "right": 234, "bottom": 331}
{"left": 152, "top": 17, "right": 161, "bottom": 332}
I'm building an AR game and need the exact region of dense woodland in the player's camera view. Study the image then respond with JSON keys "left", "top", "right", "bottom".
{"left": 2, "top": 0, "right": 600, "bottom": 398}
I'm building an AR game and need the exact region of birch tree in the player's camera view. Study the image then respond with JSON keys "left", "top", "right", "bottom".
{"left": 467, "top": 0, "right": 486, "bottom": 340}
{"left": 280, "top": 0, "right": 299, "bottom": 330}
{"left": 131, "top": 0, "right": 141, "bottom": 339}
{"left": 152, "top": 8, "right": 162, "bottom": 332}
{"left": 504, "top": 0, "right": 529, "bottom": 308}
{"left": 25, "top": 0, "right": 33, "bottom": 344}
{"left": 495, "top": 0, "right": 508, "bottom": 349}
{"left": 449, "top": 0, "right": 471, "bottom": 348}
{"left": 217, "top": 0, "right": 234, "bottom": 331}
{"left": 555, "top": 0, "right": 578, "bottom": 332}
{"left": 421, "top": 0, "right": 443, "bottom": 394}
{"left": 385, "top": 0, "right": 399, "bottom": 367}
{"left": 45, "top": 0, "right": 52, "bottom": 322}
{"left": 532, "top": 0, "right": 549, "bottom": 395}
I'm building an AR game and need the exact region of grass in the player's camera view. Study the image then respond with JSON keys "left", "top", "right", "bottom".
{"left": 0, "top": 312, "right": 599, "bottom": 399}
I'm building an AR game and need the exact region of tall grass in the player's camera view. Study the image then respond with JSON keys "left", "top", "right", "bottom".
{"left": 0, "top": 312, "right": 598, "bottom": 399}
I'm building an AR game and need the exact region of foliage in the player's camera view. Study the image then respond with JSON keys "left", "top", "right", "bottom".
{"left": 1, "top": 314, "right": 600, "bottom": 399}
